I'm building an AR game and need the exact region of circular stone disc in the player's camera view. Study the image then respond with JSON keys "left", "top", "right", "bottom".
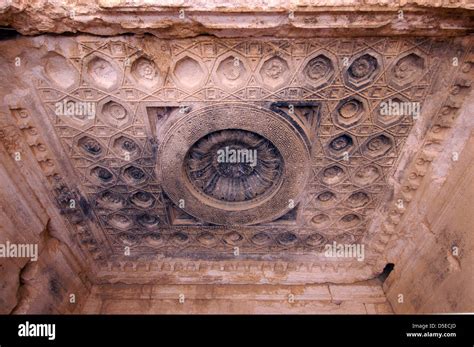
{"left": 158, "top": 103, "right": 311, "bottom": 225}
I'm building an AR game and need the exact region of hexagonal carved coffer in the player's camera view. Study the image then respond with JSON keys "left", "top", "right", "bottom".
{"left": 375, "top": 96, "right": 410, "bottom": 127}
{"left": 353, "top": 165, "right": 382, "bottom": 186}
{"left": 121, "top": 165, "right": 148, "bottom": 186}
{"left": 333, "top": 97, "right": 366, "bottom": 128}
{"left": 302, "top": 53, "right": 335, "bottom": 88}
{"left": 112, "top": 135, "right": 141, "bottom": 160}
{"left": 77, "top": 135, "right": 103, "bottom": 158}
{"left": 362, "top": 134, "right": 394, "bottom": 158}
{"left": 173, "top": 56, "right": 206, "bottom": 90}
{"left": 344, "top": 53, "right": 380, "bottom": 89}
{"left": 89, "top": 165, "right": 115, "bottom": 186}
{"left": 84, "top": 55, "right": 121, "bottom": 90}
{"left": 98, "top": 99, "right": 132, "bottom": 128}
{"left": 345, "top": 191, "right": 370, "bottom": 208}
{"left": 389, "top": 52, "right": 425, "bottom": 89}
{"left": 327, "top": 133, "right": 356, "bottom": 159}
{"left": 215, "top": 55, "right": 249, "bottom": 89}
{"left": 130, "top": 56, "right": 161, "bottom": 89}
{"left": 259, "top": 56, "right": 291, "bottom": 90}
{"left": 319, "top": 164, "right": 346, "bottom": 185}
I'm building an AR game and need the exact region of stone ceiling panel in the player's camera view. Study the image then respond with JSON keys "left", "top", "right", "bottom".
{"left": 0, "top": 35, "right": 472, "bottom": 284}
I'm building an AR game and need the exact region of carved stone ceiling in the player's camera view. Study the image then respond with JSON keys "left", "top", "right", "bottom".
{"left": 1, "top": 35, "right": 472, "bottom": 284}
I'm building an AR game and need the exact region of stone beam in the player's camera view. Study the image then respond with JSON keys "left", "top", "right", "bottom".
{"left": 0, "top": 0, "right": 473, "bottom": 37}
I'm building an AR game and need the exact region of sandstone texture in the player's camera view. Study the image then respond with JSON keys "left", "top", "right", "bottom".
{"left": 0, "top": 0, "right": 472, "bottom": 314}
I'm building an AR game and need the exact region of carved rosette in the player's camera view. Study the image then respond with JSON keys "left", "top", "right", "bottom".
{"left": 158, "top": 103, "right": 311, "bottom": 225}
{"left": 185, "top": 129, "right": 284, "bottom": 203}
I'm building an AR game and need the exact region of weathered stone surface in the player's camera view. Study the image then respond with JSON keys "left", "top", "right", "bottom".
{"left": 0, "top": 1, "right": 472, "bottom": 314}
{"left": 82, "top": 281, "right": 390, "bottom": 314}
{"left": 0, "top": 0, "right": 472, "bottom": 37}
{"left": 384, "top": 97, "right": 474, "bottom": 313}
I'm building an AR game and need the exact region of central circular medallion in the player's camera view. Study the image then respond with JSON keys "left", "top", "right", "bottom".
{"left": 158, "top": 103, "right": 310, "bottom": 225}
{"left": 185, "top": 129, "right": 284, "bottom": 203}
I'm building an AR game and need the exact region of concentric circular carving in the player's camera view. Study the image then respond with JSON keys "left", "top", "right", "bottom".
{"left": 145, "top": 233, "right": 163, "bottom": 247}
{"left": 320, "top": 165, "right": 346, "bottom": 185}
{"left": 130, "top": 191, "right": 156, "bottom": 208}
{"left": 216, "top": 56, "right": 248, "bottom": 89}
{"left": 131, "top": 57, "right": 160, "bottom": 88}
{"left": 136, "top": 213, "right": 160, "bottom": 229}
{"left": 90, "top": 166, "right": 115, "bottom": 185}
{"left": 109, "top": 213, "right": 133, "bottom": 230}
{"left": 96, "top": 190, "right": 125, "bottom": 210}
{"left": 334, "top": 233, "right": 360, "bottom": 245}
{"left": 122, "top": 165, "right": 147, "bottom": 185}
{"left": 118, "top": 233, "right": 138, "bottom": 246}
{"left": 78, "top": 136, "right": 102, "bottom": 157}
{"left": 102, "top": 101, "right": 128, "bottom": 126}
{"left": 328, "top": 134, "right": 354, "bottom": 158}
{"left": 316, "top": 191, "right": 337, "bottom": 206}
{"left": 112, "top": 135, "right": 140, "bottom": 159}
{"left": 251, "top": 232, "right": 272, "bottom": 246}
{"left": 344, "top": 53, "right": 380, "bottom": 89}
{"left": 277, "top": 232, "right": 298, "bottom": 246}
{"left": 171, "top": 232, "right": 189, "bottom": 245}
{"left": 362, "top": 134, "right": 393, "bottom": 158}
{"left": 375, "top": 96, "right": 407, "bottom": 126}
{"left": 158, "top": 103, "right": 311, "bottom": 225}
{"left": 339, "top": 213, "right": 361, "bottom": 227}
{"left": 185, "top": 130, "right": 283, "bottom": 203}
{"left": 333, "top": 97, "right": 365, "bottom": 128}
{"left": 260, "top": 56, "right": 290, "bottom": 89}
{"left": 303, "top": 54, "right": 334, "bottom": 87}
{"left": 346, "top": 191, "right": 370, "bottom": 208}
{"left": 349, "top": 54, "right": 377, "bottom": 78}
{"left": 330, "top": 134, "right": 352, "bottom": 151}
{"left": 353, "top": 165, "right": 381, "bottom": 186}
{"left": 390, "top": 52, "right": 425, "bottom": 88}
{"left": 310, "top": 213, "right": 331, "bottom": 227}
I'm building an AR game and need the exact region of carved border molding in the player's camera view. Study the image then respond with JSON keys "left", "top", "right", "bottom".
{"left": 370, "top": 40, "right": 473, "bottom": 271}
{"left": 0, "top": 108, "right": 107, "bottom": 264}
{"left": 0, "top": 35, "right": 472, "bottom": 284}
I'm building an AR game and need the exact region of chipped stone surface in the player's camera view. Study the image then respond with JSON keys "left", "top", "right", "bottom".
{"left": 384, "top": 97, "right": 474, "bottom": 313}
{"left": 82, "top": 281, "right": 390, "bottom": 314}
{"left": 0, "top": 1, "right": 472, "bottom": 314}
{"left": 0, "top": 0, "right": 473, "bottom": 37}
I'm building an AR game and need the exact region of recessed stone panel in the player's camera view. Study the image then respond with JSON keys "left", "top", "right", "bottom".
{"left": 19, "top": 35, "right": 469, "bottom": 269}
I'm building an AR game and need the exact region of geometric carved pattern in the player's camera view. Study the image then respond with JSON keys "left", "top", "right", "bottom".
{"left": 185, "top": 129, "right": 284, "bottom": 203}
{"left": 33, "top": 37, "right": 461, "bottom": 262}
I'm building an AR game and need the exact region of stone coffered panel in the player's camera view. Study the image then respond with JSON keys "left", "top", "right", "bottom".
{"left": 0, "top": 34, "right": 472, "bottom": 285}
